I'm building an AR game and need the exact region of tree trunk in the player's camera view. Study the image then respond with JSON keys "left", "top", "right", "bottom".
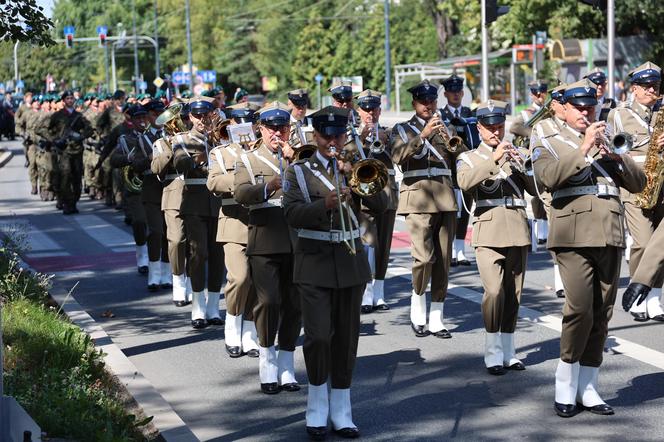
{"left": 426, "top": 0, "right": 454, "bottom": 59}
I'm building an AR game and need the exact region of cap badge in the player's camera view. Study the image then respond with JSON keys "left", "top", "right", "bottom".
{"left": 584, "top": 86, "right": 591, "bottom": 93}
{"left": 328, "top": 113, "right": 335, "bottom": 122}
{"left": 487, "top": 100, "right": 494, "bottom": 112}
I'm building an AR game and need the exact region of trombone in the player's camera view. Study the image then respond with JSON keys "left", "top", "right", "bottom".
{"left": 329, "top": 146, "right": 357, "bottom": 255}
{"left": 369, "top": 123, "right": 385, "bottom": 155}
{"left": 435, "top": 109, "right": 464, "bottom": 152}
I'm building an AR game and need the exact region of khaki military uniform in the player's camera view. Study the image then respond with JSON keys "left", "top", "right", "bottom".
{"left": 14, "top": 102, "right": 30, "bottom": 164}
{"left": 110, "top": 127, "right": 148, "bottom": 248}
{"left": 152, "top": 136, "right": 187, "bottom": 279}
{"left": 532, "top": 123, "right": 645, "bottom": 366}
{"left": 172, "top": 130, "right": 224, "bottom": 295}
{"left": 233, "top": 141, "right": 300, "bottom": 351}
{"left": 510, "top": 103, "right": 540, "bottom": 139}
{"left": 457, "top": 143, "right": 534, "bottom": 333}
{"left": 609, "top": 101, "right": 664, "bottom": 288}
{"left": 596, "top": 96, "right": 616, "bottom": 122}
{"left": 283, "top": 152, "right": 388, "bottom": 387}
{"left": 207, "top": 143, "right": 256, "bottom": 320}
{"left": 97, "top": 106, "right": 126, "bottom": 206}
{"left": 344, "top": 125, "right": 398, "bottom": 281}
{"left": 390, "top": 115, "right": 466, "bottom": 303}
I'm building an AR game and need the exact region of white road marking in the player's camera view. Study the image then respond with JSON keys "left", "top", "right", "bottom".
{"left": 0, "top": 218, "right": 65, "bottom": 256}
{"left": 387, "top": 266, "right": 664, "bottom": 371}
{"left": 71, "top": 214, "right": 134, "bottom": 249}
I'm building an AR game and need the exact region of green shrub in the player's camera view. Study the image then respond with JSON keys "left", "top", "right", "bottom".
{"left": 1, "top": 251, "right": 153, "bottom": 441}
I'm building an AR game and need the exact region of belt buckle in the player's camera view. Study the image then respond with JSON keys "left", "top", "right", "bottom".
{"left": 330, "top": 231, "right": 339, "bottom": 242}
{"left": 426, "top": 168, "right": 431, "bottom": 178}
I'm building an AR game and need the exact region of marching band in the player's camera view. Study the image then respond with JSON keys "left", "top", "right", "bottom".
{"left": 14, "top": 59, "right": 663, "bottom": 438}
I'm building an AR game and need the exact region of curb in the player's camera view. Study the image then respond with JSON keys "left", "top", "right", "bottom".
{"left": 0, "top": 148, "right": 13, "bottom": 168}
{"left": 17, "top": 257, "right": 199, "bottom": 442}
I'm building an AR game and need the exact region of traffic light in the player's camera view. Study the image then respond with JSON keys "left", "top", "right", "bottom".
{"left": 65, "top": 34, "right": 73, "bottom": 48}
{"left": 486, "top": 0, "right": 510, "bottom": 24}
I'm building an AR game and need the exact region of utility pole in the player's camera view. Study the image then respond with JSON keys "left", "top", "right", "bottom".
{"left": 607, "top": 0, "right": 615, "bottom": 99}
{"left": 132, "top": 0, "right": 140, "bottom": 94}
{"left": 185, "top": 0, "right": 194, "bottom": 91}
{"left": 154, "top": 0, "right": 161, "bottom": 78}
{"left": 105, "top": 43, "right": 110, "bottom": 92}
{"left": 384, "top": 0, "right": 391, "bottom": 110}
{"left": 480, "top": 0, "right": 489, "bottom": 101}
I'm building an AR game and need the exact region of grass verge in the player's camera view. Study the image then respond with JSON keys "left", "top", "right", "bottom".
{"left": 1, "top": 245, "right": 156, "bottom": 441}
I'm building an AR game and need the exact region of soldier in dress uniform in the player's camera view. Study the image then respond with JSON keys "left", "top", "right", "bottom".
{"left": 530, "top": 83, "right": 568, "bottom": 299}
{"left": 288, "top": 89, "right": 315, "bottom": 147}
{"left": 329, "top": 80, "right": 354, "bottom": 111}
{"left": 207, "top": 126, "right": 260, "bottom": 359}
{"left": 40, "top": 90, "right": 93, "bottom": 214}
{"left": 283, "top": 105, "right": 388, "bottom": 440}
{"left": 151, "top": 104, "right": 192, "bottom": 308}
{"left": 172, "top": 96, "right": 225, "bottom": 329}
{"left": 109, "top": 105, "right": 151, "bottom": 276}
{"left": 346, "top": 89, "right": 397, "bottom": 313}
{"left": 613, "top": 62, "right": 664, "bottom": 322}
{"left": 389, "top": 79, "right": 468, "bottom": 338}
{"left": 440, "top": 74, "right": 477, "bottom": 266}
{"left": 584, "top": 68, "right": 616, "bottom": 122}
{"left": 135, "top": 100, "right": 172, "bottom": 290}
{"left": 233, "top": 101, "right": 301, "bottom": 395}
{"left": 511, "top": 80, "right": 550, "bottom": 248}
{"left": 531, "top": 79, "right": 645, "bottom": 418}
{"left": 457, "top": 100, "right": 534, "bottom": 375}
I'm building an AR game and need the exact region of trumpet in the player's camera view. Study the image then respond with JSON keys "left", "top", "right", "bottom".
{"left": 435, "top": 110, "right": 463, "bottom": 152}
{"left": 505, "top": 143, "right": 532, "bottom": 174}
{"left": 368, "top": 123, "right": 385, "bottom": 155}
{"left": 329, "top": 146, "right": 357, "bottom": 255}
{"left": 581, "top": 115, "right": 633, "bottom": 155}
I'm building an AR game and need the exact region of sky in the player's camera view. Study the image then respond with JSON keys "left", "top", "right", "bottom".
{"left": 36, "top": 0, "right": 55, "bottom": 19}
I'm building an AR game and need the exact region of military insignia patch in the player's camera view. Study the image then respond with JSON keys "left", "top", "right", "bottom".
{"left": 532, "top": 147, "right": 542, "bottom": 162}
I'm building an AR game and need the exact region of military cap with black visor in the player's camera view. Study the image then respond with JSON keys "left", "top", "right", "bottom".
{"left": 407, "top": 79, "right": 439, "bottom": 102}
{"left": 328, "top": 80, "right": 353, "bottom": 103}
{"left": 310, "top": 106, "right": 349, "bottom": 136}
{"left": 287, "top": 88, "right": 309, "bottom": 107}
{"left": 228, "top": 102, "right": 260, "bottom": 124}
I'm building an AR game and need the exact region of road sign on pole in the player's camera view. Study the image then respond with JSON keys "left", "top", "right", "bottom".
{"left": 63, "top": 26, "right": 75, "bottom": 37}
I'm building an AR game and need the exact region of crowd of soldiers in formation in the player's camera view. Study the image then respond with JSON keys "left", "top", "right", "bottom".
{"left": 10, "top": 60, "right": 664, "bottom": 438}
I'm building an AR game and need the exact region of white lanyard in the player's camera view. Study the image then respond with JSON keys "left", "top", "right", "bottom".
{"left": 253, "top": 150, "right": 281, "bottom": 175}
{"left": 406, "top": 123, "right": 448, "bottom": 166}
{"left": 304, "top": 161, "right": 359, "bottom": 229}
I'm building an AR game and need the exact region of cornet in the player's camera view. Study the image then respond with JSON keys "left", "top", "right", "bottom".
{"left": 435, "top": 110, "right": 464, "bottom": 152}
{"left": 581, "top": 115, "right": 633, "bottom": 155}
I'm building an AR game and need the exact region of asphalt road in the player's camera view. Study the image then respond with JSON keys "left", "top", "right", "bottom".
{"left": 1, "top": 139, "right": 663, "bottom": 441}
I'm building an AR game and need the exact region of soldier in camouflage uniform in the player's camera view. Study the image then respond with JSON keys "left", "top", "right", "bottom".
{"left": 14, "top": 92, "right": 33, "bottom": 169}
{"left": 39, "top": 90, "right": 93, "bottom": 214}
{"left": 34, "top": 95, "right": 59, "bottom": 202}
{"left": 95, "top": 91, "right": 127, "bottom": 207}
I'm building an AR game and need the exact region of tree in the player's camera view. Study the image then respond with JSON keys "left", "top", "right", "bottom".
{"left": 0, "top": 0, "right": 55, "bottom": 45}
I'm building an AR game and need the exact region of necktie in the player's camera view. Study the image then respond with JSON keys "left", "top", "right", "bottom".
{"left": 454, "top": 109, "right": 459, "bottom": 118}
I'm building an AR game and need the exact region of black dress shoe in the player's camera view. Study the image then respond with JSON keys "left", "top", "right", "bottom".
{"left": 450, "top": 258, "right": 458, "bottom": 267}
{"left": 147, "top": 284, "right": 159, "bottom": 292}
{"left": 432, "top": 329, "right": 452, "bottom": 339}
{"left": 578, "top": 402, "right": 614, "bottom": 415}
{"left": 280, "top": 383, "right": 301, "bottom": 392}
{"left": 538, "top": 239, "right": 547, "bottom": 245}
{"left": 554, "top": 402, "right": 579, "bottom": 418}
{"left": 207, "top": 317, "right": 224, "bottom": 326}
{"left": 246, "top": 349, "right": 259, "bottom": 358}
{"left": 138, "top": 266, "right": 148, "bottom": 275}
{"left": 306, "top": 426, "right": 327, "bottom": 441}
{"left": 651, "top": 314, "right": 664, "bottom": 322}
{"left": 556, "top": 289, "right": 565, "bottom": 298}
{"left": 375, "top": 303, "right": 390, "bottom": 311}
{"left": 361, "top": 305, "right": 373, "bottom": 314}
{"left": 225, "top": 345, "right": 242, "bottom": 358}
{"left": 458, "top": 259, "right": 471, "bottom": 266}
{"left": 261, "top": 382, "right": 280, "bottom": 395}
{"left": 334, "top": 427, "right": 360, "bottom": 439}
{"left": 411, "top": 323, "right": 430, "bottom": 337}
{"left": 487, "top": 365, "right": 507, "bottom": 376}
{"left": 631, "top": 312, "right": 649, "bottom": 322}
{"left": 191, "top": 319, "right": 208, "bottom": 329}
{"left": 173, "top": 300, "right": 190, "bottom": 307}
{"left": 505, "top": 361, "right": 526, "bottom": 371}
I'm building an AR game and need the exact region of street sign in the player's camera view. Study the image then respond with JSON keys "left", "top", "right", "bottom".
{"left": 536, "top": 31, "right": 547, "bottom": 45}
{"left": 96, "top": 26, "right": 108, "bottom": 36}
{"left": 63, "top": 26, "right": 75, "bottom": 36}
{"left": 139, "top": 81, "right": 148, "bottom": 92}
{"left": 172, "top": 71, "right": 191, "bottom": 86}
{"left": 153, "top": 77, "right": 164, "bottom": 88}
{"left": 315, "top": 73, "right": 324, "bottom": 83}
{"left": 198, "top": 70, "right": 216, "bottom": 83}
{"left": 16, "top": 80, "right": 24, "bottom": 90}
